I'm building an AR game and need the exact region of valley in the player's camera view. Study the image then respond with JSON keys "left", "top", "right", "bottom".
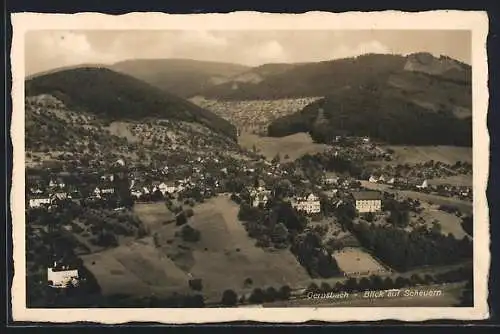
{"left": 24, "top": 52, "right": 474, "bottom": 309}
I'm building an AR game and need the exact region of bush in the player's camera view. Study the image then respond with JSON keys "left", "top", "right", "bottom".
{"left": 180, "top": 225, "right": 201, "bottom": 242}
{"left": 264, "top": 287, "right": 278, "bottom": 302}
{"left": 96, "top": 230, "right": 118, "bottom": 248}
{"left": 320, "top": 282, "right": 331, "bottom": 293}
{"left": 221, "top": 289, "right": 238, "bottom": 306}
{"left": 364, "top": 212, "right": 375, "bottom": 222}
{"left": 184, "top": 208, "right": 194, "bottom": 218}
{"left": 176, "top": 212, "right": 188, "bottom": 226}
{"left": 306, "top": 283, "right": 320, "bottom": 293}
{"left": 249, "top": 288, "right": 265, "bottom": 304}
{"left": 278, "top": 285, "right": 291, "bottom": 300}
{"left": 244, "top": 278, "right": 253, "bottom": 287}
{"left": 189, "top": 278, "right": 203, "bottom": 291}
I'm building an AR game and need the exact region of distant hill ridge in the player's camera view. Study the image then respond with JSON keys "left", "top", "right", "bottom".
{"left": 110, "top": 58, "right": 250, "bottom": 98}
{"left": 199, "top": 53, "right": 471, "bottom": 100}
{"left": 25, "top": 67, "right": 237, "bottom": 140}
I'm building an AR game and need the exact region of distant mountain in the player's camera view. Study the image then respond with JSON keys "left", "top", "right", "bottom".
{"left": 110, "top": 59, "right": 250, "bottom": 98}
{"left": 25, "top": 67, "right": 237, "bottom": 139}
{"left": 26, "top": 64, "right": 110, "bottom": 80}
{"left": 265, "top": 53, "right": 472, "bottom": 147}
{"left": 200, "top": 53, "right": 471, "bottom": 103}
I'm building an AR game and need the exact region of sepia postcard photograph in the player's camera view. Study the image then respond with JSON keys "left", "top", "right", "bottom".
{"left": 10, "top": 10, "right": 490, "bottom": 323}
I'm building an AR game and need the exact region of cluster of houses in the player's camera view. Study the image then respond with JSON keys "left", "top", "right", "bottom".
{"left": 432, "top": 184, "right": 473, "bottom": 201}
{"left": 368, "top": 174, "right": 429, "bottom": 189}
{"left": 191, "top": 97, "right": 322, "bottom": 135}
{"left": 129, "top": 178, "right": 193, "bottom": 199}
{"left": 27, "top": 177, "right": 75, "bottom": 209}
{"left": 248, "top": 184, "right": 322, "bottom": 215}
{"left": 367, "top": 173, "right": 472, "bottom": 201}
{"left": 326, "top": 137, "right": 393, "bottom": 162}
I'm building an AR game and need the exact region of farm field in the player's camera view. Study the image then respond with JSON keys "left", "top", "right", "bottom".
{"left": 238, "top": 132, "right": 329, "bottom": 161}
{"left": 81, "top": 237, "right": 191, "bottom": 297}
{"left": 133, "top": 202, "right": 175, "bottom": 231}
{"left": 333, "top": 247, "right": 391, "bottom": 277}
{"left": 428, "top": 175, "right": 472, "bottom": 187}
{"left": 161, "top": 196, "right": 311, "bottom": 302}
{"left": 385, "top": 145, "right": 472, "bottom": 165}
{"left": 87, "top": 196, "right": 311, "bottom": 302}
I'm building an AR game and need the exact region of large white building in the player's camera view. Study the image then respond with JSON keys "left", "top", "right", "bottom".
{"left": 352, "top": 191, "right": 382, "bottom": 213}
{"left": 47, "top": 264, "right": 79, "bottom": 288}
{"left": 28, "top": 196, "right": 51, "bottom": 208}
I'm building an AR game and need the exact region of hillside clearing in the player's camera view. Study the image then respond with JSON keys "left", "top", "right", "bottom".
{"left": 421, "top": 209, "right": 469, "bottom": 240}
{"left": 428, "top": 175, "right": 472, "bottom": 187}
{"left": 106, "top": 121, "right": 139, "bottom": 143}
{"left": 385, "top": 146, "right": 472, "bottom": 165}
{"left": 167, "top": 196, "right": 311, "bottom": 302}
{"left": 239, "top": 132, "right": 328, "bottom": 161}
{"left": 81, "top": 237, "right": 190, "bottom": 297}
{"left": 91, "top": 196, "right": 311, "bottom": 302}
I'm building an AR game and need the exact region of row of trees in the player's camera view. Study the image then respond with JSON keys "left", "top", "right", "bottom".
{"left": 221, "top": 285, "right": 293, "bottom": 306}
{"left": 237, "top": 201, "right": 307, "bottom": 249}
{"left": 350, "top": 220, "right": 473, "bottom": 271}
{"left": 218, "top": 265, "right": 472, "bottom": 307}
{"left": 306, "top": 266, "right": 472, "bottom": 295}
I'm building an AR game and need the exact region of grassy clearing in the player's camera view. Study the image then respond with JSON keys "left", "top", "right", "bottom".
{"left": 238, "top": 132, "right": 328, "bottom": 161}
{"left": 81, "top": 237, "right": 190, "bottom": 297}
{"left": 133, "top": 202, "right": 175, "bottom": 231}
{"left": 420, "top": 209, "right": 469, "bottom": 240}
{"left": 106, "top": 121, "right": 139, "bottom": 143}
{"left": 385, "top": 145, "right": 472, "bottom": 165}
{"left": 428, "top": 175, "right": 472, "bottom": 187}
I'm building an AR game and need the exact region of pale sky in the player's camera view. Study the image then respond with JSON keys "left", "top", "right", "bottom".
{"left": 25, "top": 30, "right": 471, "bottom": 76}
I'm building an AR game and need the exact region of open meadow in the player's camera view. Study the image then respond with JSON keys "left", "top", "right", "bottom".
{"left": 428, "top": 175, "right": 472, "bottom": 187}
{"left": 81, "top": 237, "right": 191, "bottom": 297}
{"left": 83, "top": 197, "right": 311, "bottom": 303}
{"left": 333, "top": 247, "right": 391, "bottom": 277}
{"left": 385, "top": 145, "right": 472, "bottom": 165}
{"left": 156, "top": 196, "right": 311, "bottom": 302}
{"left": 133, "top": 202, "right": 176, "bottom": 231}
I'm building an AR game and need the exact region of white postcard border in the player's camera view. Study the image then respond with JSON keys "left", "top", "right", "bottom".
{"left": 10, "top": 10, "right": 490, "bottom": 323}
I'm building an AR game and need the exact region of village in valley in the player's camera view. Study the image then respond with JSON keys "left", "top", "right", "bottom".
{"left": 22, "top": 30, "right": 474, "bottom": 308}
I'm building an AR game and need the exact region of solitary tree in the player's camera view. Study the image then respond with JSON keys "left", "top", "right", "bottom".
{"left": 221, "top": 289, "right": 238, "bottom": 306}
